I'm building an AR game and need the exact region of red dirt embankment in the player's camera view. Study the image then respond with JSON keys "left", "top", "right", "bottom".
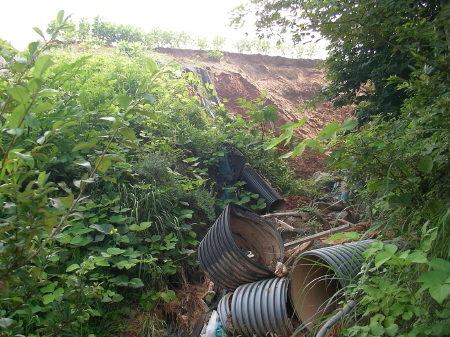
{"left": 156, "top": 48, "right": 353, "bottom": 140}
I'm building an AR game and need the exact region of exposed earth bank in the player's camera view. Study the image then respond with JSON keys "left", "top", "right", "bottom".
{"left": 156, "top": 48, "right": 353, "bottom": 140}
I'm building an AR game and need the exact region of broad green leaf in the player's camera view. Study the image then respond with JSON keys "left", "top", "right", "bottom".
{"left": 405, "top": 250, "right": 428, "bottom": 264}
{"left": 54, "top": 287, "right": 64, "bottom": 297}
{"left": 13, "top": 60, "right": 27, "bottom": 73}
{"left": 279, "top": 150, "right": 294, "bottom": 159}
{"left": 293, "top": 116, "right": 307, "bottom": 128}
{"left": 292, "top": 142, "right": 306, "bottom": 157}
{"left": 110, "top": 275, "right": 129, "bottom": 286}
{"left": 56, "top": 10, "right": 64, "bottom": 24}
{"left": 112, "top": 294, "right": 124, "bottom": 302}
{"left": 389, "top": 193, "right": 412, "bottom": 207}
{"left": 265, "top": 128, "right": 293, "bottom": 150}
{"left": 42, "top": 293, "right": 55, "bottom": 305}
{"left": 70, "top": 235, "right": 83, "bottom": 245}
{"left": 129, "top": 222, "right": 152, "bottom": 231}
{"left": 66, "top": 264, "right": 80, "bottom": 272}
{"left": 417, "top": 156, "right": 433, "bottom": 174}
{"left": 33, "top": 55, "right": 54, "bottom": 78}
{"left": 27, "top": 78, "right": 44, "bottom": 92}
{"left": 128, "top": 278, "right": 144, "bottom": 288}
{"left": 375, "top": 250, "right": 393, "bottom": 268}
{"left": 327, "top": 232, "right": 360, "bottom": 242}
{"left": 115, "top": 259, "right": 139, "bottom": 269}
{"left": 90, "top": 223, "right": 114, "bottom": 234}
{"left": 95, "top": 157, "right": 112, "bottom": 173}
{"left": 429, "top": 283, "right": 450, "bottom": 304}
{"left": 128, "top": 108, "right": 156, "bottom": 119}
{"left": 118, "top": 140, "right": 139, "bottom": 149}
{"left": 101, "top": 176, "right": 117, "bottom": 184}
{"left": 385, "top": 324, "right": 399, "bottom": 337}
{"left": 341, "top": 118, "right": 358, "bottom": 130}
{"left": 94, "top": 257, "right": 109, "bottom": 266}
{"left": 279, "top": 122, "right": 297, "bottom": 130}
{"left": 12, "top": 152, "right": 34, "bottom": 168}
{"left": 142, "top": 93, "right": 156, "bottom": 104}
{"left": 59, "top": 195, "right": 74, "bottom": 208}
{"left": 73, "top": 142, "right": 95, "bottom": 152}
{"left": 37, "top": 171, "right": 49, "bottom": 188}
{"left": 428, "top": 258, "right": 450, "bottom": 273}
{"left": 318, "top": 120, "right": 339, "bottom": 140}
{"left": 30, "top": 102, "right": 53, "bottom": 113}
{"left": 33, "top": 27, "right": 45, "bottom": 39}
{"left": 369, "top": 321, "right": 384, "bottom": 335}
{"left": 40, "top": 284, "right": 55, "bottom": 293}
{"left": 37, "top": 89, "right": 59, "bottom": 98}
{"left": 384, "top": 244, "right": 398, "bottom": 254}
{"left": 106, "top": 247, "right": 126, "bottom": 255}
{"left": 117, "top": 95, "right": 133, "bottom": 109}
{"left": 119, "top": 127, "right": 136, "bottom": 141}
{"left": 75, "top": 160, "right": 91, "bottom": 169}
{"left": 147, "top": 59, "right": 158, "bottom": 73}
{"left": 8, "top": 86, "right": 30, "bottom": 104}
{"left": 25, "top": 113, "right": 40, "bottom": 129}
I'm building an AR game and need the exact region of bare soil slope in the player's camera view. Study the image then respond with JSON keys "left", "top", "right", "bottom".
{"left": 156, "top": 48, "right": 353, "bottom": 139}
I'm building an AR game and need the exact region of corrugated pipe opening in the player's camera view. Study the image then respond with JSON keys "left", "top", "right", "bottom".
{"left": 241, "top": 165, "right": 287, "bottom": 213}
{"left": 231, "top": 277, "right": 294, "bottom": 337}
{"left": 289, "top": 240, "right": 373, "bottom": 330}
{"left": 217, "top": 292, "right": 233, "bottom": 335}
{"left": 198, "top": 203, "right": 284, "bottom": 291}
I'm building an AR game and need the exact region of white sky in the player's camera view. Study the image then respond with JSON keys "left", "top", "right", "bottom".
{"left": 1, "top": 0, "right": 249, "bottom": 50}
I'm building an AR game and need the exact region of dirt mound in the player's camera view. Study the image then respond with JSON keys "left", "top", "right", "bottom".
{"left": 156, "top": 48, "right": 353, "bottom": 139}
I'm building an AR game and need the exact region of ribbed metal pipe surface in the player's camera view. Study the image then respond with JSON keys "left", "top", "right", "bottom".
{"left": 231, "top": 277, "right": 294, "bottom": 337}
{"left": 241, "top": 166, "right": 287, "bottom": 213}
{"left": 198, "top": 203, "right": 284, "bottom": 291}
{"left": 217, "top": 293, "right": 233, "bottom": 335}
{"left": 289, "top": 240, "right": 373, "bottom": 330}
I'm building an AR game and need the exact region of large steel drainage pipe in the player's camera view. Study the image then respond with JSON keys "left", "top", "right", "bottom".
{"left": 231, "top": 277, "right": 294, "bottom": 337}
{"left": 241, "top": 165, "right": 287, "bottom": 213}
{"left": 289, "top": 240, "right": 373, "bottom": 330}
{"left": 198, "top": 203, "right": 284, "bottom": 291}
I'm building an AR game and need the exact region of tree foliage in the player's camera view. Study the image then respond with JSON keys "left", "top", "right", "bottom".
{"left": 233, "top": 0, "right": 450, "bottom": 122}
{"left": 235, "top": 0, "right": 450, "bottom": 334}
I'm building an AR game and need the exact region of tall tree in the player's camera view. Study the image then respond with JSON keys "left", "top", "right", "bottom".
{"left": 232, "top": 0, "right": 450, "bottom": 122}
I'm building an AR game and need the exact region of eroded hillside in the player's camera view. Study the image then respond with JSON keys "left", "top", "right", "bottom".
{"left": 156, "top": 48, "right": 353, "bottom": 139}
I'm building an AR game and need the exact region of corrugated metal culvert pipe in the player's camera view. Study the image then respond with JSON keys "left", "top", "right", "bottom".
{"left": 241, "top": 165, "right": 287, "bottom": 213}
{"left": 217, "top": 292, "right": 233, "bottom": 335}
{"left": 198, "top": 203, "right": 284, "bottom": 291}
{"left": 231, "top": 277, "right": 294, "bottom": 337}
{"left": 289, "top": 240, "right": 373, "bottom": 330}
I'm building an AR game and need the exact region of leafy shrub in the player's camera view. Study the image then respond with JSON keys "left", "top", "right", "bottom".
{"left": 205, "top": 50, "right": 224, "bottom": 61}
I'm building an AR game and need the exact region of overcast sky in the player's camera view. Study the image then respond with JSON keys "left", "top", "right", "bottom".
{"left": 1, "top": 0, "right": 249, "bottom": 50}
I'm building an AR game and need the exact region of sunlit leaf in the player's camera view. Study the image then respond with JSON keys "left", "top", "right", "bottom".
{"left": 119, "top": 127, "right": 136, "bottom": 141}
{"left": 117, "top": 95, "right": 133, "bottom": 109}
{"left": 33, "top": 27, "right": 45, "bottom": 39}
{"left": 66, "top": 264, "right": 80, "bottom": 272}
{"left": 8, "top": 86, "right": 30, "bottom": 104}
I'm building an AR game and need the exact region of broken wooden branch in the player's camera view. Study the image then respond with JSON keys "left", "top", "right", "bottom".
{"left": 284, "top": 224, "right": 351, "bottom": 250}
{"left": 262, "top": 211, "right": 309, "bottom": 218}
{"left": 284, "top": 241, "right": 314, "bottom": 267}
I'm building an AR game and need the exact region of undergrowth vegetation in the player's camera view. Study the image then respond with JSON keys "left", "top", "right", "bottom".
{"left": 250, "top": 0, "right": 450, "bottom": 335}
{"left": 0, "top": 12, "right": 305, "bottom": 336}
{"left": 2, "top": 1, "right": 450, "bottom": 335}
